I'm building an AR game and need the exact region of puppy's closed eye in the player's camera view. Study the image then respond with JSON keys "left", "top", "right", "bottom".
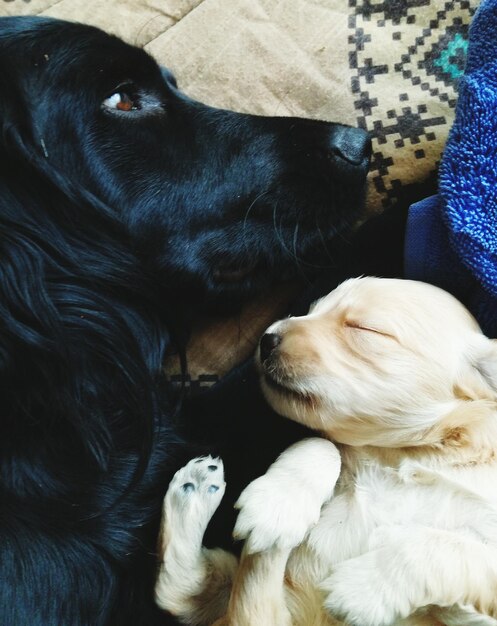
{"left": 344, "top": 319, "right": 394, "bottom": 339}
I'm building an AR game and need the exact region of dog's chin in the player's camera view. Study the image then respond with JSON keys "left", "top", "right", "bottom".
{"left": 260, "top": 369, "right": 316, "bottom": 415}
{"left": 263, "top": 372, "right": 294, "bottom": 396}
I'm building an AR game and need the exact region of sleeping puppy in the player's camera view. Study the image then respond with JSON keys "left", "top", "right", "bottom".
{"left": 156, "top": 277, "right": 497, "bottom": 626}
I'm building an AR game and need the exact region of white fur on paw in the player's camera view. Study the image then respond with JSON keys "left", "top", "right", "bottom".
{"left": 164, "top": 456, "right": 225, "bottom": 533}
{"left": 321, "top": 551, "right": 411, "bottom": 626}
{"left": 233, "top": 473, "right": 323, "bottom": 554}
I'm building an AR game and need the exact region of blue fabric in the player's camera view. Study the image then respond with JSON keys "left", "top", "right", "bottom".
{"left": 404, "top": 0, "right": 497, "bottom": 337}
{"left": 404, "top": 196, "right": 470, "bottom": 297}
{"left": 405, "top": 196, "right": 495, "bottom": 336}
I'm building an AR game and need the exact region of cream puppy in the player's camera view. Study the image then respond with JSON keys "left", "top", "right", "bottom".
{"left": 155, "top": 278, "right": 497, "bottom": 626}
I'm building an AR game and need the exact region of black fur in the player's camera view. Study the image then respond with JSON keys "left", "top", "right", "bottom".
{"left": 0, "top": 16, "right": 370, "bottom": 626}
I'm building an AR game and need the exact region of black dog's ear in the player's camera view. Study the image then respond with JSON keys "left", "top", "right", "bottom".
{"left": 0, "top": 68, "right": 171, "bottom": 474}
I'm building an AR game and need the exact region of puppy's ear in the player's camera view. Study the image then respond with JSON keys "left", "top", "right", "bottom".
{"left": 455, "top": 337, "right": 497, "bottom": 401}
{"left": 475, "top": 338, "right": 497, "bottom": 393}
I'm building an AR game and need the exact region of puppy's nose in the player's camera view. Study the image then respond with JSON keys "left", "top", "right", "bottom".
{"left": 328, "top": 126, "right": 371, "bottom": 165}
{"left": 260, "top": 333, "right": 282, "bottom": 363}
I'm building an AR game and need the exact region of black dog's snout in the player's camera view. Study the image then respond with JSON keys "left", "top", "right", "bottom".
{"left": 329, "top": 126, "right": 371, "bottom": 165}
{"left": 260, "top": 333, "right": 282, "bottom": 363}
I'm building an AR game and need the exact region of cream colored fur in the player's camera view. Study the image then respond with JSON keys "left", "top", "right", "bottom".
{"left": 155, "top": 278, "right": 497, "bottom": 626}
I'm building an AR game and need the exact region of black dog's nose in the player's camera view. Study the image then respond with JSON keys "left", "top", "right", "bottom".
{"left": 260, "top": 333, "right": 282, "bottom": 363}
{"left": 329, "top": 126, "right": 371, "bottom": 166}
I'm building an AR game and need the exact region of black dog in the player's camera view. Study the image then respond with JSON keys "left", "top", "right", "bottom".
{"left": 0, "top": 16, "right": 370, "bottom": 626}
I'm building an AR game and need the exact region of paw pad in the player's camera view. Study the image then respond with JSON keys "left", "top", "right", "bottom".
{"left": 165, "top": 455, "right": 226, "bottom": 527}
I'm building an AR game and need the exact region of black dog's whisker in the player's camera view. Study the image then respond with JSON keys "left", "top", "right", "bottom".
{"left": 241, "top": 189, "right": 270, "bottom": 251}
{"left": 273, "top": 203, "right": 309, "bottom": 280}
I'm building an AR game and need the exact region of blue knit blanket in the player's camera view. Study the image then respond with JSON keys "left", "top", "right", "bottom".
{"left": 404, "top": 0, "right": 497, "bottom": 337}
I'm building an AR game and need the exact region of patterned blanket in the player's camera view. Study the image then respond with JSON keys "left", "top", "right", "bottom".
{"left": 405, "top": 0, "right": 497, "bottom": 338}
{"left": 351, "top": 0, "right": 476, "bottom": 211}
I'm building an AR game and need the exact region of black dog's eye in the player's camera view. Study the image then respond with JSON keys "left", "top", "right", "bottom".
{"left": 101, "top": 84, "right": 165, "bottom": 117}
{"left": 103, "top": 91, "right": 139, "bottom": 112}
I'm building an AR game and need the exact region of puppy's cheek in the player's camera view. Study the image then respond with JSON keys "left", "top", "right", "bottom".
{"left": 261, "top": 379, "right": 321, "bottom": 428}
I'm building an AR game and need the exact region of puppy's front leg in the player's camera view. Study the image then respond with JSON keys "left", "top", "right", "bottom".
{"left": 155, "top": 456, "right": 238, "bottom": 625}
{"left": 322, "top": 526, "right": 497, "bottom": 626}
{"left": 217, "top": 438, "right": 340, "bottom": 625}
{"left": 233, "top": 437, "right": 341, "bottom": 554}
{"left": 219, "top": 544, "right": 293, "bottom": 626}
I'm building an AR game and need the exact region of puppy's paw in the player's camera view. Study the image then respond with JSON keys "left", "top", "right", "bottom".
{"left": 233, "top": 473, "right": 323, "bottom": 554}
{"left": 163, "top": 456, "right": 225, "bottom": 536}
{"left": 321, "top": 551, "right": 411, "bottom": 626}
